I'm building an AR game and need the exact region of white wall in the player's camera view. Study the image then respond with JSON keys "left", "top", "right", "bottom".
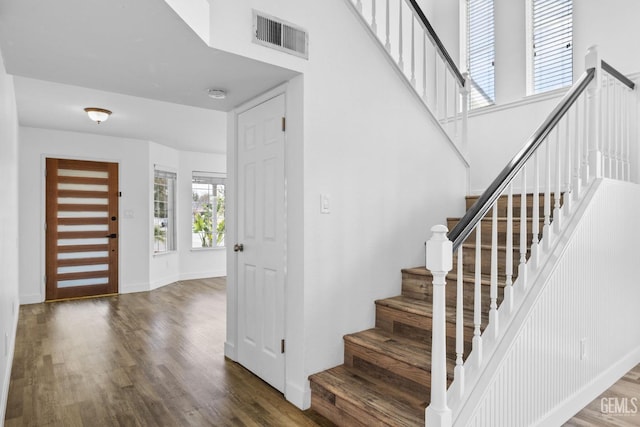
{"left": 221, "top": 0, "right": 469, "bottom": 409}
{"left": 0, "top": 52, "right": 20, "bottom": 422}
{"left": 18, "top": 128, "right": 226, "bottom": 303}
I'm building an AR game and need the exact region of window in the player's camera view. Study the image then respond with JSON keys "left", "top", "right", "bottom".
{"left": 529, "top": 0, "right": 573, "bottom": 94}
{"left": 191, "top": 172, "right": 225, "bottom": 248}
{"left": 466, "top": 0, "right": 495, "bottom": 108}
{"left": 154, "top": 169, "right": 177, "bottom": 253}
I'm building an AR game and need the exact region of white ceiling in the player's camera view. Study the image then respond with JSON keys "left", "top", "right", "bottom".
{"left": 0, "top": 0, "right": 299, "bottom": 153}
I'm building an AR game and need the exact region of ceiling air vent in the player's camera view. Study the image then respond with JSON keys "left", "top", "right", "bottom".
{"left": 253, "top": 11, "right": 308, "bottom": 59}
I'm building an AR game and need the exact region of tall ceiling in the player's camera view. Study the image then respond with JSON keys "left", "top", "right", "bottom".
{"left": 0, "top": 0, "right": 299, "bottom": 153}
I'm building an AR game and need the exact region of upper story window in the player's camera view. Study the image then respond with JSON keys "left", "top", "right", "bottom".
{"left": 154, "top": 168, "right": 177, "bottom": 253}
{"left": 191, "top": 172, "right": 225, "bottom": 249}
{"left": 466, "top": 0, "right": 495, "bottom": 108}
{"left": 529, "top": 0, "right": 573, "bottom": 94}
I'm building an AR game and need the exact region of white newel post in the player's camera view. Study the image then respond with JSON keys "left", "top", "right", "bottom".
{"left": 585, "top": 45, "right": 602, "bottom": 180}
{"left": 425, "top": 225, "right": 453, "bottom": 427}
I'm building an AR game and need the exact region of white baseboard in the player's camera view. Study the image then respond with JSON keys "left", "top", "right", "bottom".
{"left": 536, "top": 346, "right": 640, "bottom": 426}
{"left": 286, "top": 380, "right": 311, "bottom": 410}
{"left": 179, "top": 270, "right": 226, "bottom": 281}
{"left": 1, "top": 303, "right": 19, "bottom": 423}
{"left": 19, "top": 293, "right": 42, "bottom": 305}
{"left": 224, "top": 341, "right": 236, "bottom": 361}
{"left": 149, "top": 275, "right": 180, "bottom": 291}
{"left": 119, "top": 282, "right": 150, "bottom": 294}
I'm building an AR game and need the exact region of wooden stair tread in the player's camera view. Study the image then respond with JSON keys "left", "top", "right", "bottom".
{"left": 402, "top": 266, "right": 431, "bottom": 276}
{"left": 376, "top": 295, "right": 479, "bottom": 325}
{"left": 449, "top": 216, "right": 544, "bottom": 222}
{"left": 460, "top": 242, "right": 526, "bottom": 251}
{"left": 344, "top": 328, "right": 456, "bottom": 373}
{"left": 404, "top": 267, "right": 509, "bottom": 287}
{"left": 309, "top": 365, "right": 425, "bottom": 427}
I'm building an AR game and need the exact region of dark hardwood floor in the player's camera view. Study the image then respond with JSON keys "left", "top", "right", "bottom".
{"left": 4, "top": 278, "right": 334, "bottom": 427}
{"left": 5, "top": 277, "right": 638, "bottom": 426}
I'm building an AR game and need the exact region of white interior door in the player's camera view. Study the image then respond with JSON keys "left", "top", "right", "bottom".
{"left": 236, "top": 94, "right": 286, "bottom": 392}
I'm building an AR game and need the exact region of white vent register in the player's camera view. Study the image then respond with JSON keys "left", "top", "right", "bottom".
{"left": 253, "top": 11, "right": 308, "bottom": 59}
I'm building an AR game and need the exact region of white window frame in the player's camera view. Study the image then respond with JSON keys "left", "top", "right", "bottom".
{"left": 191, "top": 171, "right": 226, "bottom": 250}
{"left": 153, "top": 168, "right": 177, "bottom": 254}
{"left": 526, "top": 0, "right": 573, "bottom": 95}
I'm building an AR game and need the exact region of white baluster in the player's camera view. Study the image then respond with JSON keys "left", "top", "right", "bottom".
{"left": 422, "top": 33, "right": 427, "bottom": 101}
{"left": 554, "top": 127, "right": 562, "bottom": 233}
{"left": 615, "top": 82, "right": 622, "bottom": 179}
{"left": 532, "top": 151, "right": 540, "bottom": 268}
{"left": 410, "top": 17, "right": 416, "bottom": 87}
{"left": 586, "top": 46, "right": 602, "bottom": 180}
{"left": 582, "top": 93, "right": 590, "bottom": 183}
{"left": 573, "top": 98, "right": 582, "bottom": 201}
{"left": 461, "top": 73, "right": 469, "bottom": 155}
{"left": 425, "top": 225, "right": 453, "bottom": 427}
{"left": 454, "top": 84, "right": 459, "bottom": 139}
{"left": 625, "top": 87, "right": 632, "bottom": 181}
{"left": 489, "top": 203, "right": 499, "bottom": 340}
{"left": 473, "top": 218, "right": 482, "bottom": 367}
{"left": 443, "top": 67, "right": 449, "bottom": 122}
{"left": 604, "top": 75, "right": 611, "bottom": 177}
{"left": 544, "top": 137, "right": 552, "bottom": 251}
{"left": 518, "top": 166, "right": 528, "bottom": 292}
{"left": 505, "top": 183, "right": 514, "bottom": 312}
{"left": 385, "top": 0, "right": 391, "bottom": 52}
{"left": 398, "top": 0, "right": 404, "bottom": 71}
{"left": 434, "top": 58, "right": 439, "bottom": 117}
{"left": 454, "top": 246, "right": 465, "bottom": 399}
{"left": 371, "top": 0, "right": 378, "bottom": 34}
{"left": 609, "top": 77, "right": 615, "bottom": 178}
{"left": 564, "top": 111, "right": 573, "bottom": 215}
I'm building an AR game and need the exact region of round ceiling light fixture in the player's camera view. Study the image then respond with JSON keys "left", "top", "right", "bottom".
{"left": 84, "top": 107, "right": 112, "bottom": 124}
{"left": 207, "top": 89, "right": 227, "bottom": 100}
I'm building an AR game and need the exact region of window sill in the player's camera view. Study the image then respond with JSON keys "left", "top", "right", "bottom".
{"left": 190, "top": 247, "right": 226, "bottom": 252}
{"left": 468, "top": 86, "right": 568, "bottom": 118}
{"left": 153, "top": 251, "right": 177, "bottom": 257}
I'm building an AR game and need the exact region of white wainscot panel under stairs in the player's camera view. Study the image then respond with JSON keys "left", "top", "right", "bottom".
{"left": 455, "top": 178, "right": 640, "bottom": 426}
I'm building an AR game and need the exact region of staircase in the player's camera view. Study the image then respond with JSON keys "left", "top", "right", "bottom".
{"left": 308, "top": 194, "right": 549, "bottom": 426}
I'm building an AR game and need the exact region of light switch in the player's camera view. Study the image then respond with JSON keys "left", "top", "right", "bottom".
{"left": 320, "top": 194, "right": 330, "bottom": 214}
{"left": 124, "top": 209, "right": 134, "bottom": 219}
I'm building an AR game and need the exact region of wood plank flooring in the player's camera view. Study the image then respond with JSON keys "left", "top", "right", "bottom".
{"left": 4, "top": 278, "right": 334, "bottom": 427}
{"left": 564, "top": 363, "right": 640, "bottom": 427}
{"left": 5, "top": 276, "right": 639, "bottom": 426}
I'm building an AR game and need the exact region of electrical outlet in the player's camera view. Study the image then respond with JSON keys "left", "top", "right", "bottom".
{"left": 12, "top": 301, "right": 15, "bottom": 316}
{"left": 580, "top": 338, "right": 587, "bottom": 360}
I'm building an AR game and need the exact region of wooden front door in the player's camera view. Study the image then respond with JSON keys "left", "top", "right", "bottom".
{"left": 45, "top": 158, "right": 119, "bottom": 300}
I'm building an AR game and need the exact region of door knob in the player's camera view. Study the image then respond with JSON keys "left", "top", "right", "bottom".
{"left": 234, "top": 243, "right": 244, "bottom": 252}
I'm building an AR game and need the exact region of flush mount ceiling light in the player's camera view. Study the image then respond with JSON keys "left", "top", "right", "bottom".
{"left": 84, "top": 107, "right": 112, "bottom": 124}
{"left": 207, "top": 89, "right": 227, "bottom": 99}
